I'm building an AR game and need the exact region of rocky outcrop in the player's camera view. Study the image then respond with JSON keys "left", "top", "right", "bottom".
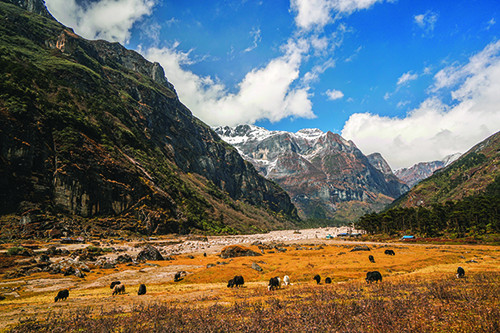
{"left": 215, "top": 125, "right": 409, "bottom": 220}
{"left": 367, "top": 153, "right": 409, "bottom": 196}
{"left": 136, "top": 245, "right": 164, "bottom": 261}
{"left": 0, "top": 1, "right": 299, "bottom": 237}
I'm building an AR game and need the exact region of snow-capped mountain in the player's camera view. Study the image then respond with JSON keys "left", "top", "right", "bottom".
{"left": 395, "top": 153, "right": 462, "bottom": 188}
{"left": 214, "top": 125, "right": 408, "bottom": 221}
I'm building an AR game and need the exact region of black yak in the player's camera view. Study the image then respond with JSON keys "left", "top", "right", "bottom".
{"left": 138, "top": 284, "right": 147, "bottom": 295}
{"left": 313, "top": 274, "right": 321, "bottom": 284}
{"left": 54, "top": 289, "right": 69, "bottom": 302}
{"left": 456, "top": 267, "right": 465, "bottom": 278}
{"left": 366, "top": 271, "right": 383, "bottom": 283}
{"left": 325, "top": 277, "right": 332, "bottom": 284}
{"left": 268, "top": 277, "right": 280, "bottom": 291}
{"left": 369, "top": 255, "right": 375, "bottom": 263}
{"left": 384, "top": 249, "right": 395, "bottom": 256}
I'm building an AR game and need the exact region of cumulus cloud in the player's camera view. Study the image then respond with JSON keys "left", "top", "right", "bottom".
{"left": 397, "top": 71, "right": 418, "bottom": 86}
{"left": 45, "top": 0, "right": 156, "bottom": 44}
{"left": 326, "top": 89, "right": 344, "bottom": 100}
{"left": 342, "top": 40, "right": 500, "bottom": 169}
{"left": 143, "top": 39, "right": 315, "bottom": 126}
{"left": 414, "top": 10, "right": 438, "bottom": 35}
{"left": 291, "top": 0, "right": 384, "bottom": 30}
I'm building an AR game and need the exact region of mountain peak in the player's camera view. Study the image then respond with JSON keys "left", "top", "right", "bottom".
{"left": 216, "top": 125, "right": 409, "bottom": 220}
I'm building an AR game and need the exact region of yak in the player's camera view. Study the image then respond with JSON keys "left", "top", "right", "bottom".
{"left": 366, "top": 271, "right": 383, "bottom": 283}
{"left": 54, "top": 289, "right": 69, "bottom": 302}
{"left": 138, "top": 284, "right": 147, "bottom": 295}
{"left": 268, "top": 277, "right": 280, "bottom": 291}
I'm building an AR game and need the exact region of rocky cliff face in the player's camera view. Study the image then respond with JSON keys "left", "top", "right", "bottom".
{"left": 367, "top": 153, "right": 409, "bottom": 196}
{"left": 214, "top": 125, "right": 408, "bottom": 221}
{"left": 394, "top": 153, "right": 461, "bottom": 188}
{"left": 0, "top": 1, "right": 298, "bottom": 237}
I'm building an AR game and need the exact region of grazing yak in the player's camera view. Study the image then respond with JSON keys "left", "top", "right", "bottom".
{"left": 369, "top": 255, "right": 375, "bottom": 263}
{"left": 268, "top": 277, "right": 280, "bottom": 291}
{"left": 366, "top": 271, "right": 383, "bottom": 283}
{"left": 283, "top": 275, "right": 290, "bottom": 286}
{"left": 138, "top": 284, "right": 147, "bottom": 295}
{"left": 174, "top": 272, "right": 182, "bottom": 282}
{"left": 456, "top": 267, "right": 465, "bottom": 278}
{"left": 54, "top": 289, "right": 69, "bottom": 302}
{"left": 384, "top": 249, "right": 395, "bottom": 256}
{"left": 112, "top": 284, "right": 126, "bottom": 295}
{"left": 313, "top": 274, "right": 321, "bottom": 284}
{"left": 325, "top": 277, "right": 332, "bottom": 284}
{"left": 227, "top": 275, "right": 245, "bottom": 288}
{"left": 110, "top": 281, "right": 121, "bottom": 289}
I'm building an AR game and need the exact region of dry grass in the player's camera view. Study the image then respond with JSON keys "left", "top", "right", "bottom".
{"left": 1, "top": 242, "right": 499, "bottom": 332}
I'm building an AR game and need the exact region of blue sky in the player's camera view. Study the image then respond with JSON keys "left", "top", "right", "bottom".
{"left": 45, "top": 0, "right": 500, "bottom": 169}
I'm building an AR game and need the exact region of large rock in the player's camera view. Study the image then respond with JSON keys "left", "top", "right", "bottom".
{"left": 220, "top": 245, "right": 262, "bottom": 259}
{"left": 350, "top": 245, "right": 371, "bottom": 252}
{"left": 136, "top": 245, "right": 164, "bottom": 261}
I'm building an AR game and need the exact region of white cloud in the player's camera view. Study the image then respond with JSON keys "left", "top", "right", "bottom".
{"left": 397, "top": 71, "right": 418, "bottom": 86}
{"left": 143, "top": 39, "right": 315, "bottom": 126}
{"left": 326, "top": 89, "right": 344, "bottom": 100}
{"left": 414, "top": 10, "right": 438, "bottom": 35}
{"left": 45, "top": 0, "right": 156, "bottom": 44}
{"left": 342, "top": 40, "right": 500, "bottom": 169}
{"left": 244, "top": 27, "right": 262, "bottom": 53}
{"left": 302, "top": 58, "right": 336, "bottom": 84}
{"left": 291, "top": 0, "right": 384, "bottom": 31}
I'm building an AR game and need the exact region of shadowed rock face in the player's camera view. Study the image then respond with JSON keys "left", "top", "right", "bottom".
{"left": 0, "top": 1, "right": 299, "bottom": 235}
{"left": 215, "top": 125, "right": 409, "bottom": 220}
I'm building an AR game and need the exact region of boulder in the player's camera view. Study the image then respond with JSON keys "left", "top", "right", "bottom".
{"left": 136, "top": 245, "right": 164, "bottom": 261}
{"left": 220, "top": 245, "right": 262, "bottom": 259}
{"left": 251, "top": 262, "right": 263, "bottom": 272}
{"left": 350, "top": 245, "right": 371, "bottom": 252}
{"left": 115, "top": 254, "right": 133, "bottom": 263}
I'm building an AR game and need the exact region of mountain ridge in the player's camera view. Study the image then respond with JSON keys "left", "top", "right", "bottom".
{"left": 215, "top": 124, "right": 409, "bottom": 221}
{"left": 394, "top": 153, "right": 462, "bottom": 188}
{"left": 0, "top": 0, "right": 299, "bottom": 238}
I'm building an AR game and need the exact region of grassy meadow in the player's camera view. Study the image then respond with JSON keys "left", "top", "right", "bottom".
{"left": 1, "top": 240, "right": 499, "bottom": 332}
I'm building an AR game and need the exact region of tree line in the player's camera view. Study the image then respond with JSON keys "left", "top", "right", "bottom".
{"left": 355, "top": 176, "right": 500, "bottom": 238}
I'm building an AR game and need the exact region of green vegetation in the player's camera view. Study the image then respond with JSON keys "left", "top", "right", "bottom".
{"left": 356, "top": 176, "right": 500, "bottom": 238}
{"left": 6, "top": 246, "right": 27, "bottom": 256}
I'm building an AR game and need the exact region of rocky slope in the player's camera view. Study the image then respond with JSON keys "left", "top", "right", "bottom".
{"left": 0, "top": 0, "right": 299, "bottom": 238}
{"left": 215, "top": 125, "right": 408, "bottom": 221}
{"left": 392, "top": 131, "right": 499, "bottom": 208}
{"left": 394, "top": 153, "right": 461, "bottom": 188}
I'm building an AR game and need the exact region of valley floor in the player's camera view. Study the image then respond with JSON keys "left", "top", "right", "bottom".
{"left": 0, "top": 228, "right": 499, "bottom": 332}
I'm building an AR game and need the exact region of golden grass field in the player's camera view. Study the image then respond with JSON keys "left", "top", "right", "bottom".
{"left": 1, "top": 239, "right": 499, "bottom": 332}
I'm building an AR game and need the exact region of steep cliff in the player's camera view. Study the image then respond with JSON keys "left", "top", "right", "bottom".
{"left": 215, "top": 125, "right": 408, "bottom": 221}
{"left": 0, "top": 0, "right": 299, "bottom": 238}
